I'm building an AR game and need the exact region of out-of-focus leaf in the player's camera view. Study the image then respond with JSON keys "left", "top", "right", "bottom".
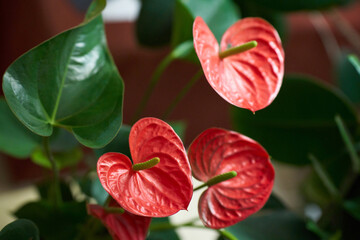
{"left": 2, "top": 0, "right": 124, "bottom": 148}
{"left": 147, "top": 217, "right": 180, "bottom": 240}
{"left": 31, "top": 147, "right": 82, "bottom": 169}
{"left": 168, "top": 121, "right": 187, "bottom": 141}
{"left": 78, "top": 175, "right": 108, "bottom": 205}
{"left": 344, "top": 197, "right": 360, "bottom": 220}
{"left": 14, "top": 200, "right": 87, "bottom": 240}
{"left": 263, "top": 194, "right": 286, "bottom": 210}
{"left": 224, "top": 210, "right": 318, "bottom": 240}
{"left": 303, "top": 148, "right": 353, "bottom": 207}
{"left": 95, "top": 124, "right": 131, "bottom": 158}
{"left": 30, "top": 128, "right": 82, "bottom": 169}
{"left": 0, "top": 219, "right": 40, "bottom": 240}
{"left": 136, "top": 0, "right": 175, "bottom": 47}
{"left": 36, "top": 180, "right": 74, "bottom": 202}
{"left": 246, "top": 0, "right": 351, "bottom": 12}
{"left": 231, "top": 75, "right": 358, "bottom": 165}
{"left": 338, "top": 54, "right": 360, "bottom": 103}
{"left": 0, "top": 98, "right": 41, "bottom": 158}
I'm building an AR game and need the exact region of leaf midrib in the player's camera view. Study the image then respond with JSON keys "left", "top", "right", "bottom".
{"left": 49, "top": 30, "right": 80, "bottom": 125}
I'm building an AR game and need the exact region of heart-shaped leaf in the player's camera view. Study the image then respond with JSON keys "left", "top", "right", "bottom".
{"left": 2, "top": 0, "right": 124, "bottom": 148}
{"left": 188, "top": 128, "right": 274, "bottom": 229}
{"left": 193, "top": 17, "right": 284, "bottom": 112}
{"left": 0, "top": 219, "right": 40, "bottom": 240}
{"left": 87, "top": 200, "right": 151, "bottom": 240}
{"left": 97, "top": 117, "right": 193, "bottom": 217}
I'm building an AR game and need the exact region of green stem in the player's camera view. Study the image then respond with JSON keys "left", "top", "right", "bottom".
{"left": 43, "top": 137, "right": 62, "bottom": 207}
{"left": 335, "top": 115, "right": 360, "bottom": 173}
{"left": 194, "top": 171, "right": 237, "bottom": 191}
{"left": 217, "top": 229, "right": 238, "bottom": 240}
{"left": 132, "top": 157, "right": 160, "bottom": 171}
{"left": 131, "top": 54, "right": 174, "bottom": 124}
{"left": 162, "top": 69, "right": 203, "bottom": 119}
{"left": 104, "top": 206, "right": 125, "bottom": 214}
{"left": 309, "top": 154, "right": 341, "bottom": 200}
{"left": 219, "top": 41, "right": 257, "bottom": 59}
{"left": 104, "top": 195, "right": 112, "bottom": 207}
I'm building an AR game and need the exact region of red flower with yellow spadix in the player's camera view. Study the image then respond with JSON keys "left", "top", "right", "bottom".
{"left": 193, "top": 17, "right": 284, "bottom": 112}
{"left": 97, "top": 117, "right": 193, "bottom": 217}
{"left": 188, "top": 128, "right": 275, "bottom": 229}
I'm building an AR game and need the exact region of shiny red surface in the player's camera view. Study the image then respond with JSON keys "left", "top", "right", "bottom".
{"left": 97, "top": 117, "right": 193, "bottom": 217}
{"left": 87, "top": 200, "right": 151, "bottom": 240}
{"left": 193, "top": 17, "right": 284, "bottom": 112}
{"left": 188, "top": 128, "right": 275, "bottom": 229}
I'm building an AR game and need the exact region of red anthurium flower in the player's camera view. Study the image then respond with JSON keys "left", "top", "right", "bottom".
{"left": 188, "top": 128, "right": 275, "bottom": 229}
{"left": 193, "top": 17, "right": 284, "bottom": 112}
{"left": 87, "top": 200, "right": 151, "bottom": 240}
{"left": 97, "top": 117, "right": 193, "bottom": 217}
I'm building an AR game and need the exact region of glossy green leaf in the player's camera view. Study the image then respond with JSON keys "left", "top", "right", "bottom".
{"left": 338, "top": 54, "right": 360, "bottom": 103}
{"left": 231, "top": 75, "right": 359, "bottom": 165}
{"left": 2, "top": 0, "right": 124, "bottom": 148}
{"left": 0, "top": 219, "right": 40, "bottom": 240}
{"left": 136, "top": 0, "right": 175, "bottom": 47}
{"left": 147, "top": 217, "right": 180, "bottom": 240}
{"left": 171, "top": 0, "right": 240, "bottom": 61}
{"left": 246, "top": 0, "right": 351, "bottom": 11}
{"left": 95, "top": 124, "right": 131, "bottom": 158}
{"left": 0, "top": 98, "right": 40, "bottom": 158}
{"left": 224, "top": 210, "right": 318, "bottom": 240}
{"left": 14, "top": 200, "right": 87, "bottom": 240}
{"left": 343, "top": 197, "right": 360, "bottom": 220}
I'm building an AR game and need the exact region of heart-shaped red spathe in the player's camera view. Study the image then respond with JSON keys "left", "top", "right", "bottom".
{"left": 97, "top": 117, "right": 193, "bottom": 217}
{"left": 188, "top": 128, "right": 275, "bottom": 229}
{"left": 193, "top": 17, "right": 284, "bottom": 112}
{"left": 87, "top": 200, "right": 151, "bottom": 240}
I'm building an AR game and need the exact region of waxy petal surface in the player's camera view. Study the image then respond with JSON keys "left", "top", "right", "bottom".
{"left": 87, "top": 201, "right": 151, "bottom": 240}
{"left": 193, "top": 17, "right": 284, "bottom": 112}
{"left": 97, "top": 117, "right": 193, "bottom": 217}
{"left": 188, "top": 128, "right": 274, "bottom": 229}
